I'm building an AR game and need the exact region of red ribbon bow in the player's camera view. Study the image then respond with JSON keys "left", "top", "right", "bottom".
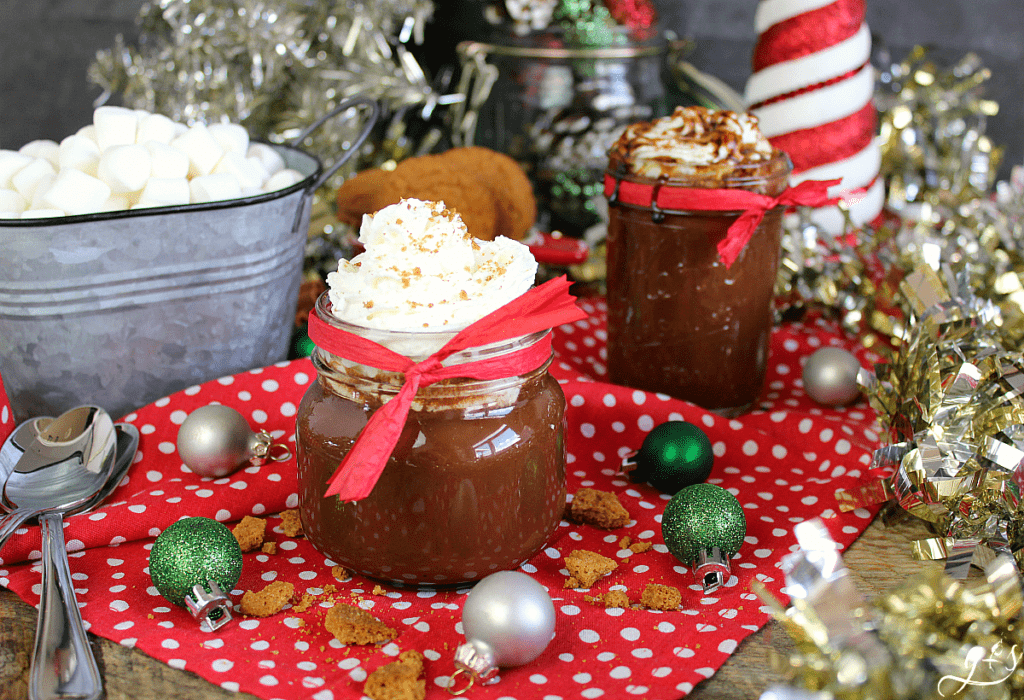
{"left": 603, "top": 175, "right": 848, "bottom": 268}
{"left": 306, "top": 276, "right": 588, "bottom": 501}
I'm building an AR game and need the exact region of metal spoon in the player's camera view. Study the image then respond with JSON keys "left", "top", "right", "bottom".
{"left": 0, "top": 408, "right": 116, "bottom": 550}
{"left": 1, "top": 406, "right": 118, "bottom": 700}
{"left": 30, "top": 422, "right": 137, "bottom": 700}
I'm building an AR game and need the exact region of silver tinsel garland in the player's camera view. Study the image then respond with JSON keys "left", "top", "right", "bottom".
{"left": 89, "top": 0, "right": 439, "bottom": 180}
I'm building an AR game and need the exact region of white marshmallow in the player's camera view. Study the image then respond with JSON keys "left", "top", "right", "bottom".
{"left": 144, "top": 140, "right": 189, "bottom": 180}
{"left": 97, "top": 144, "right": 152, "bottom": 194}
{"left": 58, "top": 134, "right": 101, "bottom": 177}
{"left": 98, "top": 195, "right": 130, "bottom": 212}
{"left": 208, "top": 123, "right": 250, "bottom": 155}
{"left": 173, "top": 122, "right": 189, "bottom": 138}
{"left": 0, "top": 150, "right": 33, "bottom": 188}
{"left": 0, "top": 189, "right": 27, "bottom": 214}
{"left": 123, "top": 189, "right": 143, "bottom": 208}
{"left": 263, "top": 168, "right": 304, "bottom": 192}
{"left": 189, "top": 173, "right": 242, "bottom": 204}
{"left": 213, "top": 151, "right": 265, "bottom": 189}
{"left": 240, "top": 185, "right": 263, "bottom": 198}
{"left": 19, "top": 140, "right": 60, "bottom": 167}
{"left": 247, "top": 143, "right": 284, "bottom": 177}
{"left": 136, "top": 113, "right": 178, "bottom": 145}
{"left": 30, "top": 173, "right": 56, "bottom": 209}
{"left": 0, "top": 212, "right": 20, "bottom": 219}
{"left": 77, "top": 124, "right": 98, "bottom": 143}
{"left": 170, "top": 123, "right": 224, "bottom": 178}
{"left": 93, "top": 106, "right": 139, "bottom": 152}
{"left": 21, "top": 208, "right": 65, "bottom": 219}
{"left": 11, "top": 158, "right": 57, "bottom": 200}
{"left": 39, "top": 169, "right": 113, "bottom": 216}
{"left": 248, "top": 157, "right": 272, "bottom": 186}
{"left": 137, "top": 177, "right": 190, "bottom": 208}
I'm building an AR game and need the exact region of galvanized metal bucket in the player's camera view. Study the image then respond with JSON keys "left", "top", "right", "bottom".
{"left": 0, "top": 97, "right": 379, "bottom": 421}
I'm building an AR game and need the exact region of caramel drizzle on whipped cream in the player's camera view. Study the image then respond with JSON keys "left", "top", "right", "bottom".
{"left": 608, "top": 106, "right": 775, "bottom": 183}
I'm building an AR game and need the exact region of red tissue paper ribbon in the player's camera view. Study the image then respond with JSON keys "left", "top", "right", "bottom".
{"left": 306, "top": 275, "right": 588, "bottom": 501}
{"left": 603, "top": 174, "right": 845, "bottom": 268}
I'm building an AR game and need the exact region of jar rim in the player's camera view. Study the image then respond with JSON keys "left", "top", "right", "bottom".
{"left": 313, "top": 292, "right": 552, "bottom": 364}
{"left": 606, "top": 149, "right": 793, "bottom": 190}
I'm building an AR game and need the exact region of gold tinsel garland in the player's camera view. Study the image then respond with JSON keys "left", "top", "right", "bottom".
{"left": 762, "top": 48, "right": 1024, "bottom": 698}
{"left": 839, "top": 265, "right": 1024, "bottom": 577}
{"left": 774, "top": 47, "right": 1022, "bottom": 348}
{"left": 756, "top": 519, "right": 1024, "bottom": 700}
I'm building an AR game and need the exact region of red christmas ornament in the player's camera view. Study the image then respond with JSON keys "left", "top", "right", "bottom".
{"left": 744, "top": 0, "right": 883, "bottom": 233}
{"left": 604, "top": 0, "right": 657, "bottom": 31}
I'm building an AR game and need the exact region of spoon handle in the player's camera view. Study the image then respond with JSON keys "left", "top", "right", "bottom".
{"left": 0, "top": 507, "right": 38, "bottom": 553}
{"left": 30, "top": 512, "right": 103, "bottom": 700}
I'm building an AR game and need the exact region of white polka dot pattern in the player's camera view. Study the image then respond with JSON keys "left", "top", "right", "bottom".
{"left": 0, "top": 300, "right": 880, "bottom": 700}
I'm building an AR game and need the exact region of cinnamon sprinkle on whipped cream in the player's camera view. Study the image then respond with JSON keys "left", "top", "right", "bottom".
{"left": 608, "top": 106, "right": 776, "bottom": 182}
{"left": 326, "top": 198, "right": 537, "bottom": 333}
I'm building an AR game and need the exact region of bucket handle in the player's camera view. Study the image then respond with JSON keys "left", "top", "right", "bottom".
{"left": 291, "top": 96, "right": 381, "bottom": 191}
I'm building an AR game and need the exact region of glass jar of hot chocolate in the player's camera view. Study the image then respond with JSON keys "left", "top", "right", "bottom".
{"left": 604, "top": 107, "right": 791, "bottom": 416}
{"left": 296, "top": 297, "right": 567, "bottom": 588}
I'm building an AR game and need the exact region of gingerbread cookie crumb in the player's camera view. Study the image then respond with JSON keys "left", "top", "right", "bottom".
{"left": 240, "top": 581, "right": 294, "bottom": 617}
{"left": 564, "top": 549, "right": 618, "bottom": 588}
{"left": 261, "top": 541, "right": 277, "bottom": 555}
{"left": 232, "top": 515, "right": 266, "bottom": 552}
{"left": 629, "top": 541, "right": 653, "bottom": 554}
{"left": 280, "top": 509, "right": 303, "bottom": 537}
{"left": 364, "top": 650, "right": 425, "bottom": 700}
{"left": 570, "top": 488, "right": 631, "bottom": 529}
{"left": 603, "top": 590, "right": 630, "bottom": 609}
{"left": 325, "top": 604, "right": 396, "bottom": 645}
{"left": 618, "top": 535, "right": 632, "bottom": 549}
{"left": 640, "top": 583, "right": 681, "bottom": 611}
{"left": 293, "top": 593, "right": 315, "bottom": 613}
{"left": 372, "top": 585, "right": 387, "bottom": 596}
{"left": 332, "top": 566, "right": 353, "bottom": 582}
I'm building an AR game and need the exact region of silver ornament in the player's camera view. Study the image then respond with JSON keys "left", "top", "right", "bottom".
{"left": 448, "top": 571, "right": 555, "bottom": 693}
{"left": 176, "top": 404, "right": 290, "bottom": 478}
{"left": 802, "top": 347, "right": 862, "bottom": 407}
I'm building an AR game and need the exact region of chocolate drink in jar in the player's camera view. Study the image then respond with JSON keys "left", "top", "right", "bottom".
{"left": 604, "top": 106, "right": 791, "bottom": 416}
{"left": 296, "top": 198, "right": 582, "bottom": 587}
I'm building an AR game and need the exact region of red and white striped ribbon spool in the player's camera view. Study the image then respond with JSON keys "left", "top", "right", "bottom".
{"left": 744, "top": 0, "right": 884, "bottom": 232}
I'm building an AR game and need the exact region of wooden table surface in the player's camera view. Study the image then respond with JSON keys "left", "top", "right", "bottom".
{"left": 0, "top": 514, "right": 941, "bottom": 700}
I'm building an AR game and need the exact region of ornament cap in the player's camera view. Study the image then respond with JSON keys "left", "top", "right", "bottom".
{"left": 248, "top": 429, "right": 292, "bottom": 466}
{"left": 694, "top": 546, "right": 731, "bottom": 594}
{"left": 184, "top": 580, "right": 234, "bottom": 632}
{"left": 448, "top": 639, "right": 499, "bottom": 695}
{"left": 620, "top": 450, "right": 639, "bottom": 478}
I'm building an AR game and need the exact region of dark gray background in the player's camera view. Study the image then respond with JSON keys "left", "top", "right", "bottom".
{"left": 1, "top": 0, "right": 1021, "bottom": 178}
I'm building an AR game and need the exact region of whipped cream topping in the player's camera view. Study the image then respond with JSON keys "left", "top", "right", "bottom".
{"left": 608, "top": 106, "right": 775, "bottom": 181}
{"left": 326, "top": 199, "right": 537, "bottom": 336}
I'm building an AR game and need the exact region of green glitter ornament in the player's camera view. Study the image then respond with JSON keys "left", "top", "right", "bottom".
{"left": 661, "top": 483, "right": 746, "bottom": 594}
{"left": 622, "top": 421, "right": 713, "bottom": 493}
{"left": 290, "top": 324, "right": 315, "bottom": 359}
{"left": 149, "top": 517, "right": 243, "bottom": 631}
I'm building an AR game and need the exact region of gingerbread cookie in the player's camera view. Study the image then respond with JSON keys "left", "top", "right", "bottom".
{"left": 364, "top": 651, "right": 426, "bottom": 700}
{"left": 570, "top": 488, "right": 631, "bottom": 529}
{"left": 240, "top": 581, "right": 294, "bottom": 617}
{"left": 324, "top": 603, "right": 396, "bottom": 645}
{"left": 564, "top": 549, "right": 618, "bottom": 588}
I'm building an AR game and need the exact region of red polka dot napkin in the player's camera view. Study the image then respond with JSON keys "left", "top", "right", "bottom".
{"left": 0, "top": 299, "right": 881, "bottom": 699}
{"left": 0, "top": 372, "right": 14, "bottom": 446}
